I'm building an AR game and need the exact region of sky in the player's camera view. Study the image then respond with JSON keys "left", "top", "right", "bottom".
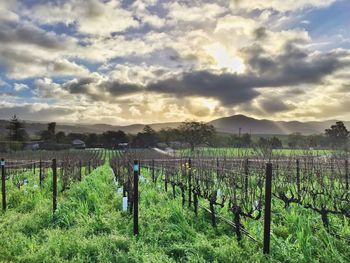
{"left": 0, "top": 0, "right": 350, "bottom": 125}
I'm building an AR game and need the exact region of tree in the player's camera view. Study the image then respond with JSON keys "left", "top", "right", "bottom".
{"left": 56, "top": 131, "right": 66, "bottom": 144}
{"left": 270, "top": 136, "right": 283, "bottom": 149}
{"left": 257, "top": 137, "right": 272, "bottom": 158}
{"left": 86, "top": 133, "right": 99, "bottom": 147}
{"left": 325, "top": 121, "right": 349, "bottom": 148}
{"left": 288, "top": 132, "right": 305, "bottom": 149}
{"left": 178, "top": 121, "right": 216, "bottom": 151}
{"left": 158, "top": 128, "right": 180, "bottom": 146}
{"left": 6, "top": 115, "right": 28, "bottom": 141}
{"left": 306, "top": 134, "right": 328, "bottom": 148}
{"left": 101, "top": 130, "right": 128, "bottom": 148}
{"left": 48, "top": 122, "right": 56, "bottom": 140}
{"left": 133, "top": 126, "right": 157, "bottom": 148}
{"left": 241, "top": 133, "right": 251, "bottom": 147}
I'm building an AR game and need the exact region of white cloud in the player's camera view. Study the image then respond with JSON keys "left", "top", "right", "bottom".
{"left": 166, "top": 2, "right": 227, "bottom": 23}
{"left": 28, "top": 0, "right": 139, "bottom": 36}
{"left": 13, "top": 83, "right": 29, "bottom": 91}
{"left": 230, "top": 0, "right": 337, "bottom": 12}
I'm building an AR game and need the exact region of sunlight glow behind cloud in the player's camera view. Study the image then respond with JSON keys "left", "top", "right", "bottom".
{"left": 0, "top": 0, "right": 349, "bottom": 124}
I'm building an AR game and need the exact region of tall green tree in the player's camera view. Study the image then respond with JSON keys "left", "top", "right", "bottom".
{"left": 6, "top": 115, "right": 28, "bottom": 141}
{"left": 56, "top": 131, "right": 66, "bottom": 144}
{"left": 48, "top": 122, "right": 56, "bottom": 140}
{"left": 134, "top": 126, "right": 157, "bottom": 148}
{"left": 288, "top": 132, "right": 305, "bottom": 148}
{"left": 179, "top": 121, "right": 216, "bottom": 151}
{"left": 325, "top": 121, "right": 349, "bottom": 148}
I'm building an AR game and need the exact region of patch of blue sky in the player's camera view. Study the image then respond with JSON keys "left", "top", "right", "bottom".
{"left": 288, "top": 1, "right": 350, "bottom": 51}
{"left": 39, "top": 22, "right": 78, "bottom": 37}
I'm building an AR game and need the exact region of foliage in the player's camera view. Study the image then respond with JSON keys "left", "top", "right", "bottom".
{"left": 178, "top": 121, "right": 216, "bottom": 151}
{"left": 6, "top": 115, "right": 28, "bottom": 142}
{"left": 0, "top": 150, "right": 349, "bottom": 262}
{"left": 325, "top": 121, "right": 349, "bottom": 149}
{"left": 132, "top": 125, "right": 157, "bottom": 148}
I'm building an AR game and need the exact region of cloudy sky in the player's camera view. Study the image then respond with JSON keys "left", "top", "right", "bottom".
{"left": 0, "top": 0, "right": 350, "bottom": 124}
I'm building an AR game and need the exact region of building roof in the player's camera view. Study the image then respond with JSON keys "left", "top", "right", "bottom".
{"left": 72, "top": 139, "right": 85, "bottom": 145}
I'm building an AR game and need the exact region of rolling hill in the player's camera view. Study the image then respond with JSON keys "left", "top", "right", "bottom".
{"left": 0, "top": 115, "right": 349, "bottom": 137}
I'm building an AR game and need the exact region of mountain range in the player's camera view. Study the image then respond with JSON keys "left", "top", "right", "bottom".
{"left": 0, "top": 114, "right": 349, "bottom": 137}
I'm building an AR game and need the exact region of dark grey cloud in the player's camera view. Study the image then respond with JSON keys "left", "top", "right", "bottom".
{"left": 103, "top": 80, "right": 142, "bottom": 96}
{"left": 259, "top": 98, "right": 295, "bottom": 113}
{"left": 28, "top": 37, "right": 349, "bottom": 114}
{"left": 63, "top": 77, "right": 96, "bottom": 94}
{"left": 0, "top": 23, "right": 72, "bottom": 49}
{"left": 0, "top": 104, "right": 74, "bottom": 121}
{"left": 53, "top": 40, "right": 349, "bottom": 109}
{"left": 147, "top": 41, "right": 349, "bottom": 106}
{"left": 148, "top": 70, "right": 260, "bottom": 105}
{"left": 60, "top": 76, "right": 142, "bottom": 101}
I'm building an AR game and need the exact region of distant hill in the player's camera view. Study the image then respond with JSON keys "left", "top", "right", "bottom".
{"left": 209, "top": 115, "right": 350, "bottom": 135}
{"left": 0, "top": 115, "right": 349, "bottom": 137}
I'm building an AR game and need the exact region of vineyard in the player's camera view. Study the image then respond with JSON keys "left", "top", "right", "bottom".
{"left": 0, "top": 149, "right": 349, "bottom": 262}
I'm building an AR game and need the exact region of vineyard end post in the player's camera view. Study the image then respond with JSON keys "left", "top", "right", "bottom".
{"left": 345, "top": 159, "right": 349, "bottom": 191}
{"left": 188, "top": 158, "right": 192, "bottom": 207}
{"left": 39, "top": 159, "right": 42, "bottom": 187}
{"left": 52, "top": 159, "right": 57, "bottom": 214}
{"left": 152, "top": 159, "right": 155, "bottom": 183}
{"left": 133, "top": 160, "right": 139, "bottom": 236}
{"left": 263, "top": 163, "right": 272, "bottom": 254}
{"left": 1, "top": 158, "right": 6, "bottom": 211}
{"left": 79, "top": 160, "right": 82, "bottom": 182}
{"left": 296, "top": 159, "right": 300, "bottom": 194}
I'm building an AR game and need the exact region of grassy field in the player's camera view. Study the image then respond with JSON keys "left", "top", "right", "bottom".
{"left": 176, "top": 147, "right": 336, "bottom": 157}
{"left": 0, "top": 155, "right": 349, "bottom": 262}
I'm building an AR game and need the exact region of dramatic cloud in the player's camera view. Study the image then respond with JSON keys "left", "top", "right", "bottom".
{"left": 0, "top": 0, "right": 349, "bottom": 124}
{"left": 27, "top": 0, "right": 139, "bottom": 36}
{"left": 230, "top": 0, "right": 337, "bottom": 12}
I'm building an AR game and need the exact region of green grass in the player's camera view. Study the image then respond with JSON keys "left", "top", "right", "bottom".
{"left": 0, "top": 159, "right": 349, "bottom": 262}
{"left": 177, "top": 147, "right": 336, "bottom": 157}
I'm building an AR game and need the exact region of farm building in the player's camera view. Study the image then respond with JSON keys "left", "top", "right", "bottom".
{"left": 117, "top": 143, "right": 129, "bottom": 149}
{"left": 72, "top": 139, "right": 86, "bottom": 149}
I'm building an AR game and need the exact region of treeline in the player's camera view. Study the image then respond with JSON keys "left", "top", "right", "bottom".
{"left": 1, "top": 115, "right": 349, "bottom": 151}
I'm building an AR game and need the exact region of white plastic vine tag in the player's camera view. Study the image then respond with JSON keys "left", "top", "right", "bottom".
{"left": 0, "top": 161, "right": 4, "bottom": 166}
{"left": 122, "top": 196, "right": 128, "bottom": 211}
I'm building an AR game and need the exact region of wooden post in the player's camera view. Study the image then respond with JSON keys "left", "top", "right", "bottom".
{"left": 210, "top": 194, "right": 216, "bottom": 227}
{"left": 1, "top": 159, "right": 6, "bottom": 211}
{"left": 79, "top": 160, "right": 82, "bottom": 182}
{"left": 39, "top": 159, "right": 42, "bottom": 187}
{"left": 188, "top": 158, "right": 192, "bottom": 207}
{"left": 133, "top": 160, "right": 139, "bottom": 236}
{"left": 296, "top": 159, "right": 300, "bottom": 194}
{"left": 194, "top": 189, "right": 198, "bottom": 216}
{"left": 164, "top": 170, "right": 168, "bottom": 192}
{"left": 244, "top": 158, "right": 249, "bottom": 198}
{"left": 263, "top": 163, "right": 272, "bottom": 254}
{"left": 216, "top": 158, "right": 219, "bottom": 177}
{"left": 152, "top": 159, "right": 155, "bottom": 183}
{"left": 52, "top": 159, "right": 57, "bottom": 214}
{"left": 33, "top": 162, "right": 36, "bottom": 175}
{"left": 345, "top": 159, "right": 349, "bottom": 191}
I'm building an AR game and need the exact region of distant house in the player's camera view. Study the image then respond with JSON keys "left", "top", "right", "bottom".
{"left": 72, "top": 139, "right": 86, "bottom": 149}
{"left": 117, "top": 143, "right": 129, "bottom": 150}
{"left": 24, "top": 142, "right": 41, "bottom": 151}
